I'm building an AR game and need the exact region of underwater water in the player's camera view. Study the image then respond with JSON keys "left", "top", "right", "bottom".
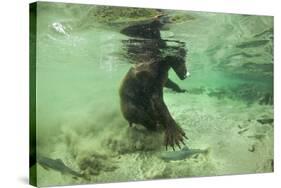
{"left": 31, "top": 2, "right": 273, "bottom": 186}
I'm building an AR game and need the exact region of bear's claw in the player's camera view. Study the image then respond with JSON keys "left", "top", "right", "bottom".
{"left": 164, "top": 124, "right": 187, "bottom": 150}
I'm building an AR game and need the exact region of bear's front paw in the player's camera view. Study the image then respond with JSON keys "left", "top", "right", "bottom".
{"left": 164, "top": 124, "right": 188, "bottom": 150}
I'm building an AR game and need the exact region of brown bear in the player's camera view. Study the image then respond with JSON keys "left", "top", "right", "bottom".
{"left": 119, "top": 54, "right": 188, "bottom": 150}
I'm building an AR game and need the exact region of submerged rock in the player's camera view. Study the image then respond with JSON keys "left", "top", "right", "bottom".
{"left": 76, "top": 5, "right": 196, "bottom": 32}
{"left": 168, "top": 13, "right": 195, "bottom": 23}
{"left": 77, "top": 152, "right": 117, "bottom": 176}
{"left": 105, "top": 126, "right": 163, "bottom": 155}
{"left": 87, "top": 6, "right": 162, "bottom": 25}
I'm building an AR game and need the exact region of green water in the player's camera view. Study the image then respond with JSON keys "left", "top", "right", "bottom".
{"left": 31, "top": 2, "right": 273, "bottom": 186}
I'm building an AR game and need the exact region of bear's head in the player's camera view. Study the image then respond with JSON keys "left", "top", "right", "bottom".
{"left": 170, "top": 56, "right": 188, "bottom": 80}
{"left": 164, "top": 46, "right": 189, "bottom": 80}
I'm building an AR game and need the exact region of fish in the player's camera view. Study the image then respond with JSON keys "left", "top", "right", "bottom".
{"left": 242, "top": 63, "right": 273, "bottom": 72}
{"left": 254, "top": 28, "right": 273, "bottom": 38}
{"left": 159, "top": 146, "right": 209, "bottom": 161}
{"left": 257, "top": 118, "right": 274, "bottom": 124}
{"left": 37, "top": 155, "right": 86, "bottom": 179}
{"left": 236, "top": 40, "right": 269, "bottom": 48}
{"left": 227, "top": 52, "right": 261, "bottom": 59}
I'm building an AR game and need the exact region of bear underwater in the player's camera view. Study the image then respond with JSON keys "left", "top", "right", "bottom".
{"left": 119, "top": 14, "right": 190, "bottom": 150}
